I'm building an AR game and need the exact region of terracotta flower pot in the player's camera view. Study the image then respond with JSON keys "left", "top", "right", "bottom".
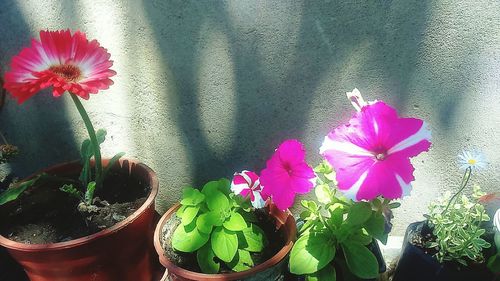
{"left": 154, "top": 201, "right": 297, "bottom": 281}
{"left": 0, "top": 158, "right": 159, "bottom": 281}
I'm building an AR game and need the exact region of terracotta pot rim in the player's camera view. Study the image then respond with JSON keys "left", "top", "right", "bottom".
{"left": 154, "top": 202, "right": 296, "bottom": 280}
{"left": 0, "top": 157, "right": 159, "bottom": 251}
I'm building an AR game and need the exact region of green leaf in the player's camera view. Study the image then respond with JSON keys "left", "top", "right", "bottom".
{"left": 176, "top": 205, "right": 187, "bottom": 217}
{"left": 216, "top": 178, "right": 231, "bottom": 196}
{"left": 172, "top": 223, "right": 209, "bottom": 252}
{"left": 388, "top": 202, "right": 401, "bottom": 209}
{"left": 346, "top": 202, "right": 372, "bottom": 226}
{"left": 197, "top": 242, "right": 220, "bottom": 274}
{"left": 181, "top": 206, "right": 199, "bottom": 226}
{"left": 84, "top": 181, "right": 96, "bottom": 205}
{"left": 0, "top": 176, "right": 41, "bottom": 205}
{"left": 327, "top": 204, "right": 345, "bottom": 229}
{"left": 341, "top": 242, "right": 378, "bottom": 279}
{"left": 289, "top": 232, "right": 336, "bottom": 275}
{"left": 239, "top": 224, "right": 266, "bottom": 252}
{"left": 364, "top": 212, "right": 385, "bottom": 242}
{"left": 487, "top": 254, "right": 500, "bottom": 273}
{"left": 306, "top": 263, "right": 336, "bottom": 281}
{"left": 227, "top": 249, "right": 254, "bottom": 272}
{"left": 180, "top": 187, "right": 205, "bottom": 206}
{"left": 95, "top": 128, "right": 107, "bottom": 145}
{"left": 211, "top": 226, "right": 238, "bottom": 262}
{"left": 202, "top": 181, "right": 229, "bottom": 211}
{"left": 223, "top": 212, "right": 247, "bottom": 231}
{"left": 102, "top": 152, "right": 125, "bottom": 179}
{"left": 315, "top": 184, "right": 332, "bottom": 204}
{"left": 60, "top": 183, "right": 83, "bottom": 200}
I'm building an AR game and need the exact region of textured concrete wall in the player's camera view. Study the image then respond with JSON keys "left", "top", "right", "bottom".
{"left": 0, "top": 0, "right": 499, "bottom": 234}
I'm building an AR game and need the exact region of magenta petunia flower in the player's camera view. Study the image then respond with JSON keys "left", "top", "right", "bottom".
{"left": 260, "top": 139, "right": 315, "bottom": 211}
{"left": 320, "top": 94, "right": 431, "bottom": 201}
{"left": 4, "top": 29, "right": 116, "bottom": 104}
{"left": 231, "top": 170, "right": 266, "bottom": 208}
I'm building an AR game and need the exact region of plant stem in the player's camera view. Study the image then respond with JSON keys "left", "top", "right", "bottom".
{"left": 442, "top": 167, "right": 472, "bottom": 215}
{"left": 69, "top": 93, "right": 102, "bottom": 190}
{"left": 0, "top": 130, "right": 8, "bottom": 144}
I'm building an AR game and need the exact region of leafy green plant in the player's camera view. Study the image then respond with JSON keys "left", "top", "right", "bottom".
{"left": 289, "top": 161, "right": 397, "bottom": 280}
{"left": 172, "top": 178, "right": 267, "bottom": 274}
{"left": 425, "top": 174, "right": 491, "bottom": 266}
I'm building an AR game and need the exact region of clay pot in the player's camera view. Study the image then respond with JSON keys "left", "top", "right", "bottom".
{"left": 0, "top": 158, "right": 159, "bottom": 281}
{"left": 154, "top": 201, "right": 297, "bottom": 281}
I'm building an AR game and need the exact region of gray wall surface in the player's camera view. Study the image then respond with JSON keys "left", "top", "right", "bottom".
{"left": 0, "top": 0, "right": 499, "bottom": 234}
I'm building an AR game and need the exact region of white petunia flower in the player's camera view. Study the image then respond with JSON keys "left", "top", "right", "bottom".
{"left": 494, "top": 209, "right": 500, "bottom": 233}
{"left": 458, "top": 149, "right": 487, "bottom": 171}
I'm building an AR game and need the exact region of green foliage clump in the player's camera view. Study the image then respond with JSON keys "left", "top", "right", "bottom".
{"left": 426, "top": 185, "right": 491, "bottom": 266}
{"left": 289, "top": 161, "right": 397, "bottom": 280}
{"left": 172, "top": 179, "right": 267, "bottom": 274}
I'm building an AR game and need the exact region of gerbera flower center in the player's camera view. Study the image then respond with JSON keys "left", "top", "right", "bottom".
{"left": 49, "top": 64, "right": 82, "bottom": 82}
{"left": 468, "top": 159, "right": 477, "bottom": 165}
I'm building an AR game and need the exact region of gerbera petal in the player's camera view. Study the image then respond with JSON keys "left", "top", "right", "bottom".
{"left": 3, "top": 29, "right": 115, "bottom": 103}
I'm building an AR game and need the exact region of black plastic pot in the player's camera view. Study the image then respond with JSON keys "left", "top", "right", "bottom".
{"left": 393, "top": 221, "right": 495, "bottom": 281}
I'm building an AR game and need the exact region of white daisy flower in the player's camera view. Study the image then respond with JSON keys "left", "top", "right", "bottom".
{"left": 458, "top": 149, "right": 487, "bottom": 171}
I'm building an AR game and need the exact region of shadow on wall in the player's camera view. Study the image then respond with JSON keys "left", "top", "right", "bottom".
{"left": 0, "top": 1, "right": 79, "bottom": 176}
{"left": 140, "top": 0, "right": 434, "bottom": 186}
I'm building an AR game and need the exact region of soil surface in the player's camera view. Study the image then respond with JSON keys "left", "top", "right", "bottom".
{"left": 0, "top": 169, "right": 149, "bottom": 244}
{"left": 161, "top": 208, "right": 286, "bottom": 274}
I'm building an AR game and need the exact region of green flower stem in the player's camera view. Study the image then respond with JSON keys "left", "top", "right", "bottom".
{"left": 0, "top": 130, "right": 8, "bottom": 144}
{"left": 69, "top": 93, "right": 102, "bottom": 190}
{"left": 442, "top": 166, "right": 472, "bottom": 215}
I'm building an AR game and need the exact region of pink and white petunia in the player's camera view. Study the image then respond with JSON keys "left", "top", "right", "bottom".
{"left": 320, "top": 90, "right": 431, "bottom": 201}
{"left": 3, "top": 29, "right": 116, "bottom": 103}
{"left": 231, "top": 170, "right": 266, "bottom": 208}
{"left": 260, "top": 140, "right": 315, "bottom": 211}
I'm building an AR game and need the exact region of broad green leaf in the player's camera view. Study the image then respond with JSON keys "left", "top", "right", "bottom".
{"left": 346, "top": 202, "right": 372, "bottom": 226}
{"left": 216, "top": 178, "right": 231, "bottom": 196}
{"left": 327, "top": 204, "right": 345, "bottom": 229}
{"left": 227, "top": 249, "right": 254, "bottom": 272}
{"left": 202, "top": 182, "right": 229, "bottom": 211}
{"left": 211, "top": 226, "right": 238, "bottom": 262}
{"left": 239, "top": 224, "right": 266, "bottom": 252}
{"left": 306, "top": 263, "right": 336, "bottom": 281}
{"left": 197, "top": 242, "right": 220, "bottom": 274}
{"left": 0, "top": 176, "right": 41, "bottom": 205}
{"left": 176, "top": 205, "right": 187, "bottom": 217}
{"left": 102, "top": 152, "right": 125, "bottom": 179}
{"left": 180, "top": 187, "right": 205, "bottom": 206}
{"left": 196, "top": 211, "right": 223, "bottom": 233}
{"left": 289, "top": 233, "right": 336, "bottom": 275}
{"left": 341, "top": 242, "right": 378, "bottom": 279}
{"left": 84, "top": 181, "right": 96, "bottom": 205}
{"left": 315, "top": 184, "right": 332, "bottom": 204}
{"left": 349, "top": 231, "right": 372, "bottom": 246}
{"left": 172, "top": 223, "right": 209, "bottom": 252}
{"left": 181, "top": 206, "right": 199, "bottom": 225}
{"left": 223, "top": 212, "right": 247, "bottom": 231}
{"left": 364, "top": 212, "right": 385, "bottom": 242}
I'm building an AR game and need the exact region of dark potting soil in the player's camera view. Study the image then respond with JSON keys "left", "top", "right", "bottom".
{"left": 0, "top": 169, "right": 149, "bottom": 244}
{"left": 160, "top": 208, "right": 286, "bottom": 274}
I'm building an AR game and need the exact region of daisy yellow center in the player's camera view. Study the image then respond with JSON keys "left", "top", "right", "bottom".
{"left": 49, "top": 64, "right": 82, "bottom": 82}
{"left": 468, "top": 159, "right": 477, "bottom": 165}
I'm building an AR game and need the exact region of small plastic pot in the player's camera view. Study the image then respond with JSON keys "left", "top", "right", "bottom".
{"left": 393, "top": 221, "right": 495, "bottom": 281}
{"left": 154, "top": 201, "right": 297, "bottom": 281}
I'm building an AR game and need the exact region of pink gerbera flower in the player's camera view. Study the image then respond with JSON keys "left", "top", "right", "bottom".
{"left": 320, "top": 90, "right": 431, "bottom": 201}
{"left": 231, "top": 170, "right": 266, "bottom": 208}
{"left": 260, "top": 139, "right": 315, "bottom": 211}
{"left": 3, "top": 29, "right": 116, "bottom": 103}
